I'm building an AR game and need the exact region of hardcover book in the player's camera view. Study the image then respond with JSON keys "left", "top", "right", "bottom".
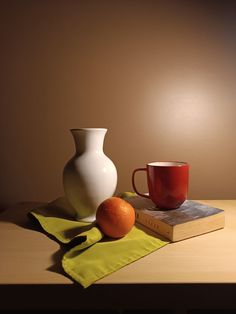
{"left": 124, "top": 195, "right": 225, "bottom": 242}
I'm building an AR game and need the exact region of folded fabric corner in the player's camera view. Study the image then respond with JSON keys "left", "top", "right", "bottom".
{"left": 29, "top": 194, "right": 169, "bottom": 288}
{"left": 62, "top": 225, "right": 169, "bottom": 288}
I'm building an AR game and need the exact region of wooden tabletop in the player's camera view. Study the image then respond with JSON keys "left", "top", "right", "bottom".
{"left": 1, "top": 200, "right": 236, "bottom": 310}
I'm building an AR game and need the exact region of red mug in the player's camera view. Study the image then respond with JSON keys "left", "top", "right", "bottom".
{"left": 132, "top": 161, "right": 189, "bottom": 209}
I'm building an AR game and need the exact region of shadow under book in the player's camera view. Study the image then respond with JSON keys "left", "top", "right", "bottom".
{"left": 125, "top": 196, "right": 225, "bottom": 242}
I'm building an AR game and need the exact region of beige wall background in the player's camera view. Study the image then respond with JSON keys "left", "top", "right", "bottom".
{"left": 1, "top": 0, "right": 236, "bottom": 209}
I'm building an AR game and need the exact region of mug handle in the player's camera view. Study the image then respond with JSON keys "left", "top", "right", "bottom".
{"left": 132, "top": 168, "right": 150, "bottom": 199}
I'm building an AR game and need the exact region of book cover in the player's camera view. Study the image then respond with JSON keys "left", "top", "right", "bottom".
{"left": 124, "top": 195, "right": 225, "bottom": 242}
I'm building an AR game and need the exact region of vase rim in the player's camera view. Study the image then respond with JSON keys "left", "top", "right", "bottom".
{"left": 70, "top": 128, "right": 107, "bottom": 131}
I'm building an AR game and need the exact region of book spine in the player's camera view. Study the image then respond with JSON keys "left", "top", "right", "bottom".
{"left": 135, "top": 210, "right": 173, "bottom": 241}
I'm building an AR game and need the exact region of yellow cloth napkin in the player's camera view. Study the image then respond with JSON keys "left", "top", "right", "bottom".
{"left": 29, "top": 193, "right": 169, "bottom": 288}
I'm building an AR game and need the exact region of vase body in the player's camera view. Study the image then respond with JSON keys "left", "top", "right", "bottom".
{"left": 63, "top": 128, "right": 117, "bottom": 222}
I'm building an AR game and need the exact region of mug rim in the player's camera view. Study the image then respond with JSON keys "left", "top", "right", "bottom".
{"left": 148, "top": 161, "right": 188, "bottom": 167}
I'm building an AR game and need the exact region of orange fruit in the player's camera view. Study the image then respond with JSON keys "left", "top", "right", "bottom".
{"left": 96, "top": 196, "right": 135, "bottom": 238}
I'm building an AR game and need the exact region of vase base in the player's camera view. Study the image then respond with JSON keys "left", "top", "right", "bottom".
{"left": 76, "top": 214, "right": 96, "bottom": 223}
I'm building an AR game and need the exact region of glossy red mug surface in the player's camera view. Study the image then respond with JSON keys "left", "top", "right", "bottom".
{"left": 132, "top": 161, "right": 189, "bottom": 209}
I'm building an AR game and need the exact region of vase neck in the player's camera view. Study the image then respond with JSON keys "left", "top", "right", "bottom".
{"left": 71, "top": 128, "right": 107, "bottom": 155}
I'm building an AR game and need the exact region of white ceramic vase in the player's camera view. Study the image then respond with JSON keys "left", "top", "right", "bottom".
{"left": 63, "top": 128, "right": 118, "bottom": 222}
